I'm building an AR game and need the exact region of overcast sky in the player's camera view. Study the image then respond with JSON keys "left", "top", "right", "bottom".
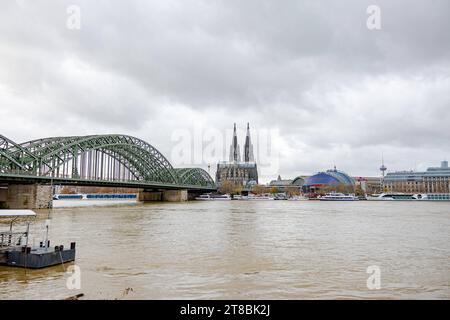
{"left": 1, "top": 0, "right": 449, "bottom": 182}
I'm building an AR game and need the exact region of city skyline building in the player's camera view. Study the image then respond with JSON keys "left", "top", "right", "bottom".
{"left": 229, "top": 123, "right": 241, "bottom": 162}
{"left": 243, "top": 123, "right": 255, "bottom": 163}
{"left": 383, "top": 160, "right": 450, "bottom": 193}
{"left": 216, "top": 123, "right": 258, "bottom": 187}
{"left": 380, "top": 154, "right": 387, "bottom": 191}
{"left": 303, "top": 167, "right": 355, "bottom": 193}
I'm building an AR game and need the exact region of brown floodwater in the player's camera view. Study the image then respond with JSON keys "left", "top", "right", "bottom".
{"left": 0, "top": 200, "right": 449, "bottom": 299}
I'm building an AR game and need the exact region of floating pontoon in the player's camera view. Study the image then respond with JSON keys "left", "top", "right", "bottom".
{"left": 0, "top": 210, "right": 76, "bottom": 269}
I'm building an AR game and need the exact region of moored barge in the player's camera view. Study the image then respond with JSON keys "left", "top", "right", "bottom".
{"left": 0, "top": 210, "right": 76, "bottom": 269}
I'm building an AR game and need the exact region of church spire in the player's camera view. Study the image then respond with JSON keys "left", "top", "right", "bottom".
{"left": 229, "top": 123, "right": 241, "bottom": 162}
{"left": 243, "top": 122, "right": 254, "bottom": 162}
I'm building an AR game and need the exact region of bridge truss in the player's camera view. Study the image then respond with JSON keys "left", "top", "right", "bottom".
{"left": 0, "top": 134, "right": 215, "bottom": 189}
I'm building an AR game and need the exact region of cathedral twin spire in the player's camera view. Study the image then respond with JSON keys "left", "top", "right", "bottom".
{"left": 229, "top": 123, "right": 254, "bottom": 163}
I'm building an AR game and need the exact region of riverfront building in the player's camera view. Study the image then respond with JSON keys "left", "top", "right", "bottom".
{"left": 268, "top": 173, "right": 380, "bottom": 194}
{"left": 354, "top": 176, "right": 382, "bottom": 194}
{"left": 383, "top": 161, "right": 450, "bottom": 193}
{"left": 268, "top": 175, "right": 305, "bottom": 192}
{"left": 215, "top": 123, "right": 258, "bottom": 188}
{"left": 303, "top": 167, "right": 355, "bottom": 193}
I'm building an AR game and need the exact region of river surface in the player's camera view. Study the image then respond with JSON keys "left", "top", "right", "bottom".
{"left": 1, "top": 200, "right": 449, "bottom": 299}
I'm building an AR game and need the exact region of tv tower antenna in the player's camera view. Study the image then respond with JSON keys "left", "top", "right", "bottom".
{"left": 380, "top": 153, "right": 387, "bottom": 191}
{"left": 380, "top": 153, "right": 387, "bottom": 178}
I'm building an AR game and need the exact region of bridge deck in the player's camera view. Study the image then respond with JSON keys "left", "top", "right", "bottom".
{"left": 0, "top": 173, "right": 216, "bottom": 191}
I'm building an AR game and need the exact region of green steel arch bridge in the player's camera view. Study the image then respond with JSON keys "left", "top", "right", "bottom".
{"left": 0, "top": 134, "right": 216, "bottom": 191}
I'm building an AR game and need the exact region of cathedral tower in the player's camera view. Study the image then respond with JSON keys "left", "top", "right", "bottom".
{"left": 243, "top": 122, "right": 254, "bottom": 162}
{"left": 229, "top": 123, "right": 241, "bottom": 162}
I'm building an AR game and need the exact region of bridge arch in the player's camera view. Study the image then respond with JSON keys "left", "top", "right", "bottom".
{"left": 31, "top": 135, "right": 176, "bottom": 183}
{"left": 0, "top": 135, "right": 215, "bottom": 187}
{"left": 0, "top": 134, "right": 215, "bottom": 188}
{"left": 174, "top": 168, "right": 215, "bottom": 187}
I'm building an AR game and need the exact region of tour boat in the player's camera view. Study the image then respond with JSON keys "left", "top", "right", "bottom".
{"left": 319, "top": 192, "right": 359, "bottom": 201}
{"left": 367, "top": 193, "right": 450, "bottom": 201}
{"left": 367, "top": 193, "right": 414, "bottom": 201}
{"left": 240, "top": 194, "right": 275, "bottom": 201}
{"left": 195, "top": 193, "right": 232, "bottom": 201}
{"left": 288, "top": 195, "right": 309, "bottom": 201}
{"left": 53, "top": 194, "right": 83, "bottom": 200}
{"left": 53, "top": 193, "right": 137, "bottom": 200}
{"left": 274, "top": 193, "right": 288, "bottom": 200}
{"left": 421, "top": 193, "right": 450, "bottom": 201}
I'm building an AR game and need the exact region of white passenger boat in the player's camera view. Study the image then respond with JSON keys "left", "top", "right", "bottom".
{"left": 367, "top": 193, "right": 413, "bottom": 201}
{"left": 319, "top": 192, "right": 359, "bottom": 201}
{"left": 421, "top": 193, "right": 450, "bottom": 201}
{"left": 288, "top": 195, "right": 309, "bottom": 201}
{"left": 240, "top": 194, "right": 275, "bottom": 201}
{"left": 195, "top": 193, "right": 232, "bottom": 201}
{"left": 367, "top": 193, "right": 450, "bottom": 201}
{"left": 53, "top": 193, "right": 137, "bottom": 200}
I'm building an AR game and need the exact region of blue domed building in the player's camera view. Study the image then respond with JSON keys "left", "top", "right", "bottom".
{"left": 304, "top": 167, "right": 355, "bottom": 192}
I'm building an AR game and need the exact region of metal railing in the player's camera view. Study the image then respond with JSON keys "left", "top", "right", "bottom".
{"left": 0, "top": 231, "right": 27, "bottom": 247}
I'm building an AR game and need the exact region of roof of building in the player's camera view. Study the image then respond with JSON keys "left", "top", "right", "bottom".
{"left": 304, "top": 168, "right": 355, "bottom": 186}
{"left": 269, "top": 175, "right": 293, "bottom": 186}
{"left": 353, "top": 176, "right": 382, "bottom": 182}
{"left": 0, "top": 210, "right": 36, "bottom": 217}
{"left": 291, "top": 176, "right": 306, "bottom": 186}
{"left": 217, "top": 161, "right": 257, "bottom": 168}
{"left": 385, "top": 161, "right": 450, "bottom": 181}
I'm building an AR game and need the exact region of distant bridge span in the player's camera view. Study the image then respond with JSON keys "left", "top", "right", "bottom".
{"left": 0, "top": 134, "right": 216, "bottom": 191}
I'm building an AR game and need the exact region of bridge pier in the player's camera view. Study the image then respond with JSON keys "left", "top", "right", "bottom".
{"left": 138, "top": 191, "right": 162, "bottom": 201}
{"left": 138, "top": 189, "right": 188, "bottom": 202}
{"left": 0, "top": 184, "right": 53, "bottom": 209}
{"left": 162, "top": 190, "right": 188, "bottom": 202}
{"left": 0, "top": 185, "right": 7, "bottom": 204}
{"left": 187, "top": 190, "right": 206, "bottom": 200}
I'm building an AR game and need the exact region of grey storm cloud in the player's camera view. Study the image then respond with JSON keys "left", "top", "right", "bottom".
{"left": 0, "top": 0, "right": 449, "bottom": 181}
